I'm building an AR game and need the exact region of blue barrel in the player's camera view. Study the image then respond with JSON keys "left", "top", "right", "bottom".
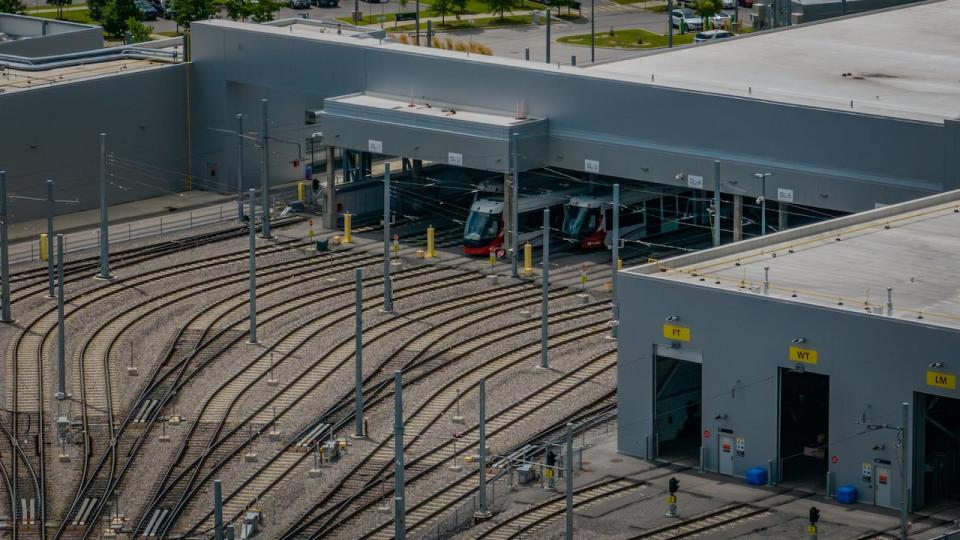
{"left": 836, "top": 485, "right": 858, "bottom": 504}
{"left": 746, "top": 467, "right": 768, "bottom": 485}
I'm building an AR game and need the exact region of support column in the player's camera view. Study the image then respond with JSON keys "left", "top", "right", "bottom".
{"left": 565, "top": 422, "right": 574, "bottom": 540}
{"left": 248, "top": 189, "right": 258, "bottom": 344}
{"left": 46, "top": 179, "right": 55, "bottom": 298}
{"left": 98, "top": 132, "right": 112, "bottom": 280}
{"left": 778, "top": 202, "right": 788, "bottom": 231}
{"left": 475, "top": 378, "right": 490, "bottom": 519}
{"left": 236, "top": 114, "right": 245, "bottom": 222}
{"left": 324, "top": 146, "right": 336, "bottom": 229}
{"left": 213, "top": 479, "right": 224, "bottom": 540}
{"left": 0, "top": 171, "right": 12, "bottom": 323}
{"left": 610, "top": 184, "right": 619, "bottom": 339}
{"left": 383, "top": 164, "right": 393, "bottom": 313}
{"left": 56, "top": 234, "right": 66, "bottom": 400}
{"left": 354, "top": 268, "right": 364, "bottom": 438}
{"left": 503, "top": 172, "right": 513, "bottom": 257}
{"left": 712, "top": 160, "right": 721, "bottom": 247}
{"left": 260, "top": 99, "right": 271, "bottom": 239}
{"left": 510, "top": 133, "right": 520, "bottom": 279}
{"left": 733, "top": 194, "right": 742, "bottom": 242}
{"left": 394, "top": 370, "right": 406, "bottom": 540}
{"left": 900, "top": 402, "right": 909, "bottom": 540}
{"left": 540, "top": 208, "right": 549, "bottom": 369}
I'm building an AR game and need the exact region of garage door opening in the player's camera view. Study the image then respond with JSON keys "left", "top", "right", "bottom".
{"left": 654, "top": 353, "right": 702, "bottom": 463}
{"left": 914, "top": 392, "right": 960, "bottom": 510}
{"left": 779, "top": 368, "right": 829, "bottom": 487}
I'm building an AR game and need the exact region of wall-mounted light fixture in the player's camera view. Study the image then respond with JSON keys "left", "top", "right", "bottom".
{"left": 665, "top": 315, "right": 679, "bottom": 322}
{"left": 792, "top": 337, "right": 806, "bottom": 344}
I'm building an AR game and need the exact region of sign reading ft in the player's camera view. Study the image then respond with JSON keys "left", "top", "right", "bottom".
{"left": 789, "top": 346, "right": 818, "bottom": 364}
{"left": 927, "top": 371, "right": 956, "bottom": 390}
{"left": 663, "top": 324, "right": 690, "bottom": 342}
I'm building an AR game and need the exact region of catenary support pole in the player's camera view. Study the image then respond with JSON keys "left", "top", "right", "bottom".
{"left": 56, "top": 234, "right": 65, "bottom": 400}
{"left": 0, "top": 171, "right": 11, "bottom": 323}
{"left": 383, "top": 163, "right": 393, "bottom": 313}
{"left": 213, "top": 479, "right": 224, "bottom": 540}
{"left": 611, "top": 184, "right": 619, "bottom": 339}
{"left": 541, "top": 208, "right": 550, "bottom": 369}
{"left": 713, "top": 160, "right": 721, "bottom": 247}
{"left": 355, "top": 268, "right": 364, "bottom": 437}
{"left": 248, "top": 189, "right": 257, "bottom": 344}
{"left": 565, "top": 422, "right": 574, "bottom": 540}
{"left": 476, "top": 378, "right": 490, "bottom": 518}
{"left": 900, "top": 401, "right": 909, "bottom": 540}
{"left": 590, "top": 0, "right": 595, "bottom": 62}
{"left": 98, "top": 133, "right": 112, "bottom": 279}
{"left": 511, "top": 133, "right": 520, "bottom": 278}
{"left": 236, "top": 114, "right": 245, "bottom": 222}
{"left": 394, "top": 370, "right": 406, "bottom": 540}
{"left": 545, "top": 9, "right": 551, "bottom": 63}
{"left": 260, "top": 99, "right": 271, "bottom": 239}
{"left": 324, "top": 145, "right": 336, "bottom": 229}
{"left": 47, "top": 179, "right": 55, "bottom": 298}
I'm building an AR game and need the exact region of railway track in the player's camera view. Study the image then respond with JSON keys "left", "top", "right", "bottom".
{"left": 280, "top": 311, "right": 613, "bottom": 539}
{"left": 178, "top": 291, "right": 602, "bottom": 537}
{"left": 475, "top": 477, "right": 646, "bottom": 539}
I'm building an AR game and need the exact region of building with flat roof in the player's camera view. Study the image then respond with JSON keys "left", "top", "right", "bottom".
{"left": 617, "top": 188, "right": 960, "bottom": 512}
{"left": 0, "top": 13, "right": 102, "bottom": 57}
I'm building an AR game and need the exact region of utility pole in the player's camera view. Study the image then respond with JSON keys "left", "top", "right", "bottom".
{"left": 667, "top": 0, "right": 673, "bottom": 47}
{"left": 247, "top": 189, "right": 257, "bottom": 344}
{"left": 56, "top": 234, "right": 66, "bottom": 400}
{"left": 475, "top": 378, "right": 491, "bottom": 519}
{"left": 0, "top": 171, "right": 11, "bottom": 323}
{"left": 565, "top": 422, "right": 574, "bottom": 540}
{"left": 510, "top": 133, "right": 520, "bottom": 279}
{"left": 355, "top": 268, "right": 364, "bottom": 438}
{"left": 545, "top": 9, "right": 552, "bottom": 63}
{"left": 415, "top": 0, "right": 420, "bottom": 45}
{"left": 213, "top": 479, "right": 224, "bottom": 540}
{"left": 383, "top": 163, "right": 393, "bottom": 313}
{"left": 713, "top": 160, "right": 721, "bottom": 247}
{"left": 899, "top": 401, "right": 909, "bottom": 540}
{"left": 540, "top": 208, "right": 549, "bottom": 369}
{"left": 46, "top": 179, "right": 55, "bottom": 298}
{"left": 260, "top": 99, "right": 271, "bottom": 239}
{"left": 590, "top": 0, "right": 595, "bottom": 62}
{"left": 98, "top": 132, "right": 112, "bottom": 280}
{"left": 236, "top": 114, "right": 245, "bottom": 222}
{"left": 610, "top": 184, "right": 619, "bottom": 339}
{"left": 394, "top": 370, "right": 406, "bottom": 540}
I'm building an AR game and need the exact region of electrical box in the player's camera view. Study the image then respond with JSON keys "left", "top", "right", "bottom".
{"left": 735, "top": 437, "right": 746, "bottom": 457}
{"left": 862, "top": 462, "right": 873, "bottom": 483}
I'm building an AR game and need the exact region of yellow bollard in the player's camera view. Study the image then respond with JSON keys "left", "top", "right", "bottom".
{"left": 40, "top": 233, "right": 49, "bottom": 261}
{"left": 523, "top": 242, "right": 533, "bottom": 275}
{"left": 425, "top": 226, "right": 436, "bottom": 258}
{"left": 488, "top": 247, "right": 496, "bottom": 270}
{"left": 343, "top": 212, "right": 352, "bottom": 244}
{"left": 297, "top": 182, "right": 306, "bottom": 202}
{"left": 618, "top": 257, "right": 623, "bottom": 271}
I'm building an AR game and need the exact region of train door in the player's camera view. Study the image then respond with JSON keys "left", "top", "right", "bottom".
{"left": 654, "top": 346, "right": 702, "bottom": 463}
{"left": 778, "top": 368, "right": 829, "bottom": 487}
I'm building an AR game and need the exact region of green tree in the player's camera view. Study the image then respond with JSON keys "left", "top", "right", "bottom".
{"left": 450, "top": 0, "right": 466, "bottom": 18}
{"left": 398, "top": 0, "right": 407, "bottom": 14}
{"left": 101, "top": 0, "right": 139, "bottom": 37}
{"left": 87, "top": 0, "right": 107, "bottom": 19}
{"left": 247, "top": 0, "right": 278, "bottom": 22}
{"left": 691, "top": 0, "right": 721, "bottom": 28}
{"left": 431, "top": 0, "right": 452, "bottom": 24}
{"left": 0, "top": 0, "right": 26, "bottom": 14}
{"left": 47, "top": 0, "right": 73, "bottom": 20}
{"left": 172, "top": 0, "right": 214, "bottom": 28}
{"left": 126, "top": 16, "right": 151, "bottom": 40}
{"left": 484, "top": 0, "right": 513, "bottom": 21}
{"left": 224, "top": 0, "right": 249, "bottom": 20}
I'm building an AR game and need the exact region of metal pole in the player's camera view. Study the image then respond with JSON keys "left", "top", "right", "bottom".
{"left": 713, "top": 160, "right": 721, "bottom": 247}
{"left": 565, "top": 422, "right": 574, "bottom": 540}
{"left": 0, "top": 171, "right": 11, "bottom": 323}
{"left": 415, "top": 0, "right": 420, "bottom": 45}
{"left": 394, "top": 370, "right": 406, "bottom": 540}
{"left": 611, "top": 184, "right": 619, "bottom": 339}
{"left": 213, "top": 479, "right": 224, "bottom": 540}
{"left": 56, "top": 234, "right": 65, "bottom": 400}
{"left": 248, "top": 189, "right": 257, "bottom": 344}
{"left": 353, "top": 0, "right": 359, "bottom": 23}
{"left": 545, "top": 9, "right": 551, "bottom": 63}
{"left": 511, "top": 133, "right": 520, "bottom": 279}
{"left": 46, "top": 179, "right": 54, "bottom": 298}
{"left": 540, "top": 208, "right": 549, "bottom": 369}
{"left": 383, "top": 164, "right": 393, "bottom": 313}
{"left": 98, "top": 133, "right": 111, "bottom": 279}
{"left": 667, "top": 0, "right": 673, "bottom": 48}
{"left": 761, "top": 176, "right": 767, "bottom": 236}
{"left": 236, "top": 114, "right": 245, "bottom": 222}
{"left": 355, "top": 268, "right": 364, "bottom": 438}
{"left": 260, "top": 99, "right": 271, "bottom": 239}
{"left": 900, "top": 401, "right": 909, "bottom": 540}
{"left": 477, "top": 378, "right": 489, "bottom": 516}
{"left": 590, "top": 0, "right": 595, "bottom": 62}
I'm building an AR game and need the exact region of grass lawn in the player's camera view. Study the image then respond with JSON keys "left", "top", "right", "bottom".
{"left": 32, "top": 7, "right": 96, "bottom": 24}
{"left": 340, "top": 13, "right": 532, "bottom": 29}
{"left": 644, "top": 3, "right": 668, "bottom": 11}
{"left": 558, "top": 28, "right": 695, "bottom": 49}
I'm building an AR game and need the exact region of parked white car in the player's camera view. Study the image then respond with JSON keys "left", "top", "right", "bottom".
{"left": 671, "top": 8, "right": 703, "bottom": 31}
{"left": 694, "top": 29, "right": 734, "bottom": 42}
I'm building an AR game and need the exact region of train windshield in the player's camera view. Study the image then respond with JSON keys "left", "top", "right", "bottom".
{"left": 562, "top": 206, "right": 600, "bottom": 237}
{"left": 464, "top": 210, "right": 500, "bottom": 242}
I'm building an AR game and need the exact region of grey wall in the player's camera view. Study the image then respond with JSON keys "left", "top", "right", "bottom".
{"left": 189, "top": 21, "right": 956, "bottom": 216}
{"left": 0, "top": 14, "right": 102, "bottom": 57}
{"left": 617, "top": 273, "right": 960, "bottom": 509}
{"left": 0, "top": 64, "right": 188, "bottom": 223}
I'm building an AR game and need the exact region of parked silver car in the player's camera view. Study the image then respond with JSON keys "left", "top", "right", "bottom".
{"left": 694, "top": 29, "right": 734, "bottom": 43}
{"left": 671, "top": 8, "right": 702, "bottom": 31}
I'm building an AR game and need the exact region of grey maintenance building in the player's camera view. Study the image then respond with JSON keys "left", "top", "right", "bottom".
{"left": 617, "top": 189, "right": 960, "bottom": 512}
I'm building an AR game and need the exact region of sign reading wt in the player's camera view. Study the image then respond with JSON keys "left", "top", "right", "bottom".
{"left": 926, "top": 371, "right": 956, "bottom": 390}
{"left": 789, "top": 346, "right": 818, "bottom": 364}
{"left": 663, "top": 324, "right": 690, "bottom": 342}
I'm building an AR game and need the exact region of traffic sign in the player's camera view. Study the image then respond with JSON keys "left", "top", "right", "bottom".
{"left": 703, "top": 429, "right": 710, "bottom": 439}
